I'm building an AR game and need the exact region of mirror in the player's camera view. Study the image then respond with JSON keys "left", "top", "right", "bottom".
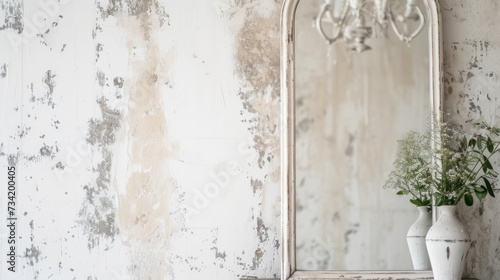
{"left": 281, "top": 0, "right": 443, "bottom": 278}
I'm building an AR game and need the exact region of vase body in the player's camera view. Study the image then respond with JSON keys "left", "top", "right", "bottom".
{"left": 406, "top": 206, "right": 432, "bottom": 270}
{"left": 426, "top": 205, "right": 470, "bottom": 280}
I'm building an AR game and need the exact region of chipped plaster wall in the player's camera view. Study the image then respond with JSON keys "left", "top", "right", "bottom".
{"left": 1, "top": 0, "right": 500, "bottom": 279}
{"left": 0, "top": 0, "right": 281, "bottom": 279}
{"left": 441, "top": 1, "right": 500, "bottom": 280}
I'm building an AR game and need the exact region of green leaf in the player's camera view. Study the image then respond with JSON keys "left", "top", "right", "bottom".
{"left": 483, "top": 177, "right": 495, "bottom": 197}
{"left": 469, "top": 138, "right": 477, "bottom": 148}
{"left": 487, "top": 137, "right": 494, "bottom": 153}
{"left": 488, "top": 169, "right": 499, "bottom": 178}
{"left": 475, "top": 189, "right": 488, "bottom": 200}
{"left": 477, "top": 136, "right": 483, "bottom": 149}
{"left": 483, "top": 155, "right": 493, "bottom": 170}
{"left": 396, "top": 190, "right": 404, "bottom": 196}
{"left": 464, "top": 192, "right": 474, "bottom": 206}
{"left": 474, "top": 185, "right": 487, "bottom": 193}
{"left": 435, "top": 196, "right": 444, "bottom": 206}
{"left": 410, "top": 198, "right": 423, "bottom": 206}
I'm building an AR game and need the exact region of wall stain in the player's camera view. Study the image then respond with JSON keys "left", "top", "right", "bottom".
{"left": 8, "top": 154, "right": 18, "bottom": 166}
{"left": 79, "top": 98, "right": 120, "bottom": 249}
{"left": 96, "top": 70, "right": 107, "bottom": 87}
{"left": 87, "top": 98, "right": 121, "bottom": 147}
{"left": 233, "top": 3, "right": 281, "bottom": 274}
{"left": 250, "top": 178, "right": 263, "bottom": 194}
{"left": 0, "top": 0, "right": 23, "bottom": 33}
{"left": 40, "top": 70, "right": 56, "bottom": 109}
{"left": 250, "top": 248, "right": 264, "bottom": 270}
{"left": 256, "top": 217, "right": 269, "bottom": 243}
{"left": 235, "top": 11, "right": 280, "bottom": 170}
{"left": 113, "top": 77, "right": 124, "bottom": 88}
{"left": 24, "top": 220, "right": 41, "bottom": 267}
{"left": 39, "top": 143, "right": 59, "bottom": 159}
{"left": 98, "top": 0, "right": 176, "bottom": 278}
{"left": 0, "top": 63, "right": 6, "bottom": 78}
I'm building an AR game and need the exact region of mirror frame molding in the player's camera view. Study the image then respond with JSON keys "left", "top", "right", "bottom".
{"left": 280, "top": 0, "right": 443, "bottom": 279}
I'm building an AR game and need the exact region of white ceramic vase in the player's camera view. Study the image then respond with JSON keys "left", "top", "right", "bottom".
{"left": 426, "top": 205, "right": 471, "bottom": 280}
{"left": 406, "top": 206, "right": 432, "bottom": 270}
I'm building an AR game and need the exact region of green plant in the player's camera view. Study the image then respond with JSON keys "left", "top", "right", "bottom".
{"left": 384, "top": 131, "right": 433, "bottom": 207}
{"left": 432, "top": 121, "right": 500, "bottom": 206}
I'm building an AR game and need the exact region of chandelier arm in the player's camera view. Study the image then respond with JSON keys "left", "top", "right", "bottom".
{"left": 408, "top": 6, "right": 426, "bottom": 43}
{"left": 315, "top": 4, "right": 343, "bottom": 45}
{"left": 389, "top": 12, "right": 406, "bottom": 42}
{"left": 389, "top": 5, "right": 425, "bottom": 44}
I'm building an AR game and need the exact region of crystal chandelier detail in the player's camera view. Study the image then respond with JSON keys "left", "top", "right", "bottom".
{"left": 315, "top": 0, "right": 425, "bottom": 52}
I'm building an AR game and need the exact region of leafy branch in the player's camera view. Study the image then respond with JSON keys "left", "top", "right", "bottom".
{"left": 432, "top": 121, "right": 500, "bottom": 206}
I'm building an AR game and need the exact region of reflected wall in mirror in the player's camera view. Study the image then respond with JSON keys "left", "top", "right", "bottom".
{"left": 295, "top": 0, "right": 430, "bottom": 271}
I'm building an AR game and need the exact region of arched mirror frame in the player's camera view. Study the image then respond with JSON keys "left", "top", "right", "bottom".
{"left": 280, "top": 0, "right": 443, "bottom": 279}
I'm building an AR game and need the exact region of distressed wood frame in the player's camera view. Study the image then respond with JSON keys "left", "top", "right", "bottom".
{"left": 280, "top": 0, "right": 443, "bottom": 279}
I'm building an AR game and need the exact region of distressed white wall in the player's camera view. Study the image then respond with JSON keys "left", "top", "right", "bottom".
{"left": 0, "top": 0, "right": 499, "bottom": 279}
{"left": 0, "top": 0, "right": 281, "bottom": 279}
{"left": 441, "top": 1, "right": 500, "bottom": 280}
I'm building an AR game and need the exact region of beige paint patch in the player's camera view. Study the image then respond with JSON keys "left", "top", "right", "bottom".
{"left": 233, "top": 5, "right": 282, "bottom": 273}
{"left": 235, "top": 11, "right": 281, "bottom": 171}
{"left": 109, "top": 4, "right": 175, "bottom": 279}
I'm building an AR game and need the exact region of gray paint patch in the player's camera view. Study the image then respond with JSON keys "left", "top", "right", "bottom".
{"left": 39, "top": 143, "right": 58, "bottom": 159}
{"left": 250, "top": 178, "right": 263, "bottom": 194}
{"left": 8, "top": 154, "right": 18, "bottom": 166}
{"left": 42, "top": 70, "right": 56, "bottom": 108}
{"left": 96, "top": 70, "right": 107, "bottom": 87}
{"left": 24, "top": 220, "right": 41, "bottom": 267}
{"left": 256, "top": 217, "right": 269, "bottom": 243}
{"left": 79, "top": 98, "right": 121, "bottom": 249}
{"left": 113, "top": 77, "right": 124, "bottom": 88}
{"left": 250, "top": 248, "right": 264, "bottom": 270}
{"left": 99, "top": 0, "right": 168, "bottom": 25}
{"left": 0, "top": 63, "right": 6, "bottom": 78}
{"left": 24, "top": 245, "right": 41, "bottom": 266}
{"left": 86, "top": 98, "right": 121, "bottom": 147}
{"left": 0, "top": 1, "right": 24, "bottom": 34}
{"left": 216, "top": 250, "right": 227, "bottom": 261}
{"left": 235, "top": 12, "right": 280, "bottom": 169}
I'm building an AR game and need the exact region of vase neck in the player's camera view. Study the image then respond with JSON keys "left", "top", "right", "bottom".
{"left": 417, "top": 206, "right": 430, "bottom": 215}
{"left": 439, "top": 205, "right": 457, "bottom": 217}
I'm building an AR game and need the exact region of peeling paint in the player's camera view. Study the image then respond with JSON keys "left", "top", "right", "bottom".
{"left": 0, "top": 63, "right": 6, "bottom": 78}
{"left": 39, "top": 143, "right": 58, "bottom": 159}
{"left": 250, "top": 248, "right": 264, "bottom": 270}
{"left": 256, "top": 217, "right": 269, "bottom": 243}
{"left": 235, "top": 11, "right": 280, "bottom": 169}
{"left": 87, "top": 99, "right": 121, "bottom": 147}
{"left": 79, "top": 97, "right": 121, "bottom": 249}
{"left": 0, "top": 0, "right": 23, "bottom": 33}
{"left": 24, "top": 221, "right": 41, "bottom": 267}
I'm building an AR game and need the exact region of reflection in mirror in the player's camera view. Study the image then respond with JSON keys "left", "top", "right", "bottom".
{"left": 295, "top": 0, "right": 430, "bottom": 271}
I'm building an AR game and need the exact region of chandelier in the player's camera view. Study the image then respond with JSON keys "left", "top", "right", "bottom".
{"left": 315, "top": 0, "right": 425, "bottom": 52}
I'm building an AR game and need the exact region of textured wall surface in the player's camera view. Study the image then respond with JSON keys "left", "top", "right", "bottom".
{"left": 441, "top": 1, "right": 500, "bottom": 280}
{"left": 0, "top": 0, "right": 281, "bottom": 279}
{"left": 0, "top": 0, "right": 499, "bottom": 279}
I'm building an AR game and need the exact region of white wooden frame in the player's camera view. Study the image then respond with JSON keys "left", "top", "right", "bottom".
{"left": 280, "top": 0, "right": 443, "bottom": 279}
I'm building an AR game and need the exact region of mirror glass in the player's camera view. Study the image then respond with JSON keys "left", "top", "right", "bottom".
{"left": 295, "top": 0, "right": 430, "bottom": 271}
